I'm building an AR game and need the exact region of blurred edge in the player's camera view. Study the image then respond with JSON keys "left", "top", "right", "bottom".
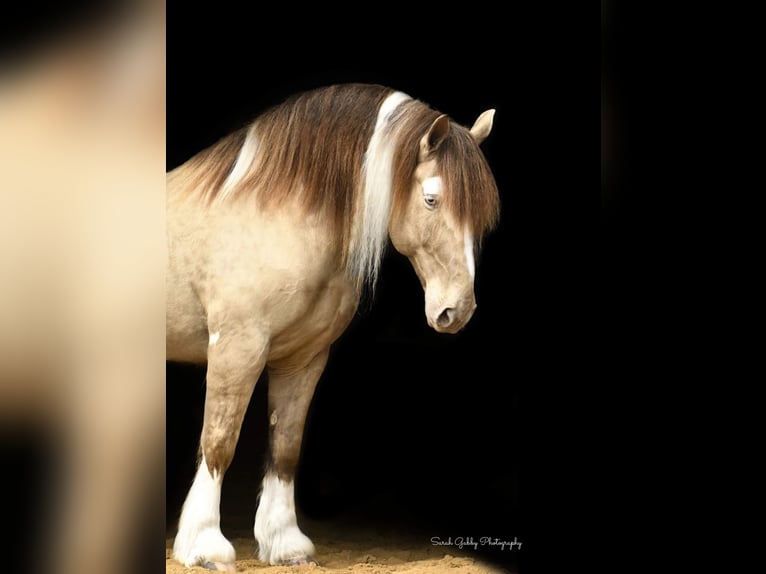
{"left": 0, "top": 1, "right": 166, "bottom": 573}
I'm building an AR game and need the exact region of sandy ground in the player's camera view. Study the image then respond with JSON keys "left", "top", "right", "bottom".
{"left": 165, "top": 517, "right": 518, "bottom": 574}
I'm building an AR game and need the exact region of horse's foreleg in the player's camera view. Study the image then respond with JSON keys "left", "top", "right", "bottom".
{"left": 173, "top": 330, "right": 268, "bottom": 572}
{"left": 254, "top": 350, "right": 328, "bottom": 566}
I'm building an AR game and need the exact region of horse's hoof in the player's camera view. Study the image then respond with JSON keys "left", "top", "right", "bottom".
{"left": 202, "top": 561, "right": 237, "bottom": 571}
{"left": 280, "top": 555, "right": 318, "bottom": 567}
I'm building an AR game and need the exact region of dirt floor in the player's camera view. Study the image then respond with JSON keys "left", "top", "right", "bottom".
{"left": 165, "top": 516, "right": 518, "bottom": 574}
{"left": 165, "top": 363, "right": 522, "bottom": 574}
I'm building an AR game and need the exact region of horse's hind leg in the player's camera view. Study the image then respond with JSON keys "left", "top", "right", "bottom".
{"left": 173, "top": 330, "right": 268, "bottom": 572}
{"left": 254, "top": 350, "right": 328, "bottom": 566}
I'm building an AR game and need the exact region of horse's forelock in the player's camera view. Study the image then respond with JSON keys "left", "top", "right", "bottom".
{"left": 436, "top": 125, "right": 501, "bottom": 240}
{"left": 389, "top": 106, "right": 501, "bottom": 242}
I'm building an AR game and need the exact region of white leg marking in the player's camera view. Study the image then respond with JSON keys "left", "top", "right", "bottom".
{"left": 173, "top": 456, "right": 235, "bottom": 568}
{"left": 209, "top": 331, "right": 220, "bottom": 346}
{"left": 464, "top": 228, "right": 475, "bottom": 279}
{"left": 254, "top": 473, "right": 316, "bottom": 565}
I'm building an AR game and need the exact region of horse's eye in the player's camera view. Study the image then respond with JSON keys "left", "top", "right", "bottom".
{"left": 424, "top": 194, "right": 438, "bottom": 209}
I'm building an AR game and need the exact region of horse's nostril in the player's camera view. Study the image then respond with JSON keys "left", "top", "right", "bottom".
{"left": 437, "top": 308, "right": 454, "bottom": 328}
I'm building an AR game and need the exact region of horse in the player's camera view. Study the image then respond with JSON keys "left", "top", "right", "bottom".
{"left": 166, "top": 83, "right": 500, "bottom": 570}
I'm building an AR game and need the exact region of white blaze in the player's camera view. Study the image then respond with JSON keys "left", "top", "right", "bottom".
{"left": 464, "top": 228, "right": 475, "bottom": 279}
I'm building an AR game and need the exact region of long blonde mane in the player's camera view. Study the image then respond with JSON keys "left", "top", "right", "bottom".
{"left": 167, "top": 83, "right": 500, "bottom": 289}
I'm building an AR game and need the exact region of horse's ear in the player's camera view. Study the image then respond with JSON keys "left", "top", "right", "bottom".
{"left": 419, "top": 114, "right": 450, "bottom": 161}
{"left": 470, "top": 109, "right": 495, "bottom": 144}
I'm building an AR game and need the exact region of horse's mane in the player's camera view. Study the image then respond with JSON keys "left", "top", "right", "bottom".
{"left": 168, "top": 83, "right": 499, "bottom": 289}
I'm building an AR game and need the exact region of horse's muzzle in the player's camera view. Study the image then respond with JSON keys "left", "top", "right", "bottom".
{"left": 427, "top": 302, "right": 477, "bottom": 334}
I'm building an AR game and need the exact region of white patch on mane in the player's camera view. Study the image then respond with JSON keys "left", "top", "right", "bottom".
{"left": 254, "top": 473, "right": 316, "bottom": 564}
{"left": 208, "top": 331, "right": 220, "bottom": 346}
{"left": 464, "top": 228, "right": 475, "bottom": 279}
{"left": 173, "top": 456, "right": 235, "bottom": 567}
{"left": 422, "top": 176, "right": 443, "bottom": 196}
{"left": 351, "top": 91, "right": 411, "bottom": 288}
{"left": 219, "top": 125, "right": 258, "bottom": 200}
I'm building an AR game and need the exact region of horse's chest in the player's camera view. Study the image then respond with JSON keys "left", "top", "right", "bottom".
{"left": 266, "top": 272, "right": 358, "bottom": 368}
{"left": 189, "top": 212, "right": 359, "bottom": 367}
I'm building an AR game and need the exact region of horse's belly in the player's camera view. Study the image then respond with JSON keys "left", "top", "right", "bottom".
{"left": 166, "top": 327, "right": 208, "bottom": 364}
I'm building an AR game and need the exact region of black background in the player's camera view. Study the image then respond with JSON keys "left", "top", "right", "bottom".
{"left": 3, "top": 3, "right": 749, "bottom": 572}
{"left": 3, "top": 2, "right": 751, "bottom": 573}
{"left": 166, "top": 4, "right": 598, "bottom": 572}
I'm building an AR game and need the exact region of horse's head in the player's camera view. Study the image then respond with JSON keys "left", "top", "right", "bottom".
{"left": 389, "top": 109, "right": 499, "bottom": 334}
